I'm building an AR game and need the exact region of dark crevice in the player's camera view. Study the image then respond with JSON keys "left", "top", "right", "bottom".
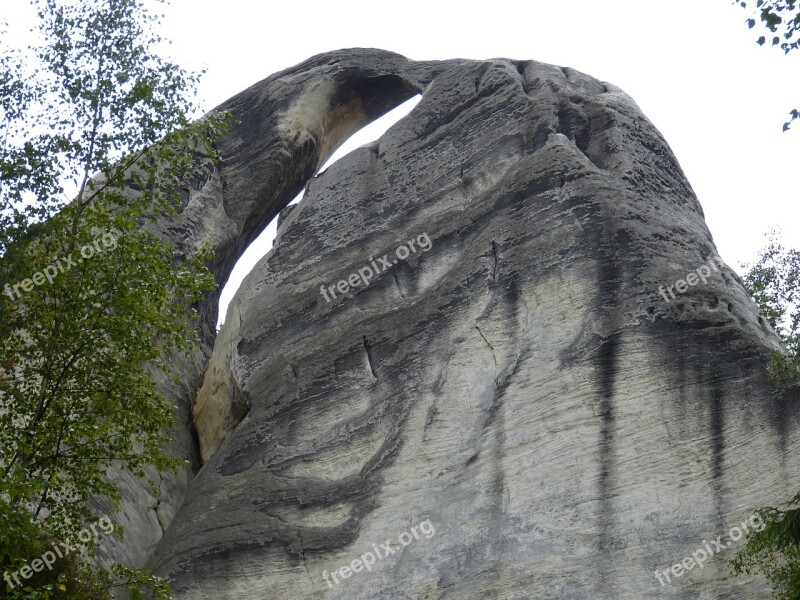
{"left": 509, "top": 59, "right": 529, "bottom": 93}
{"left": 491, "top": 241, "right": 499, "bottom": 282}
{"left": 475, "top": 325, "right": 497, "bottom": 368}
{"left": 393, "top": 272, "right": 406, "bottom": 298}
{"left": 363, "top": 336, "right": 378, "bottom": 380}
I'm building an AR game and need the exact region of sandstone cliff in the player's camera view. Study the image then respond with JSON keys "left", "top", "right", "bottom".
{"left": 117, "top": 49, "right": 799, "bottom": 599}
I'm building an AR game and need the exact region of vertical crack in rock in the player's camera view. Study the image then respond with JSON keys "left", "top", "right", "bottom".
{"left": 362, "top": 336, "right": 378, "bottom": 381}
{"left": 298, "top": 538, "right": 314, "bottom": 590}
{"left": 393, "top": 272, "right": 406, "bottom": 298}
{"left": 475, "top": 325, "right": 498, "bottom": 369}
{"left": 152, "top": 471, "right": 165, "bottom": 538}
{"left": 490, "top": 241, "right": 499, "bottom": 282}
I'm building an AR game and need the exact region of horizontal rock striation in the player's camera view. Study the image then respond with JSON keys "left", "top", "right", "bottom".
{"left": 144, "top": 50, "right": 799, "bottom": 599}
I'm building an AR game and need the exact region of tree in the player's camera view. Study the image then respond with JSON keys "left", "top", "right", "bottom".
{"left": 731, "top": 494, "right": 800, "bottom": 598}
{"left": 736, "top": 0, "right": 800, "bottom": 130}
{"left": 0, "top": 0, "right": 226, "bottom": 597}
{"left": 731, "top": 231, "right": 800, "bottom": 598}
{"left": 740, "top": 230, "right": 800, "bottom": 382}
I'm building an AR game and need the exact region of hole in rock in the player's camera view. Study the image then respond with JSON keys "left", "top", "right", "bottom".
{"left": 216, "top": 94, "right": 422, "bottom": 329}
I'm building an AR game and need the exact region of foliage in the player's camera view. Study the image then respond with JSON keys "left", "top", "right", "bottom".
{"left": 0, "top": 518, "right": 132, "bottom": 600}
{"left": 740, "top": 229, "right": 800, "bottom": 383}
{"left": 731, "top": 494, "right": 800, "bottom": 598}
{"left": 740, "top": 0, "right": 800, "bottom": 52}
{"left": 0, "top": 0, "right": 226, "bottom": 597}
{"left": 736, "top": 0, "right": 800, "bottom": 130}
{"left": 733, "top": 232, "right": 800, "bottom": 597}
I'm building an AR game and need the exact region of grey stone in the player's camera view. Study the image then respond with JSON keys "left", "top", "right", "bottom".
{"left": 124, "top": 50, "right": 800, "bottom": 598}
{"left": 100, "top": 48, "right": 458, "bottom": 571}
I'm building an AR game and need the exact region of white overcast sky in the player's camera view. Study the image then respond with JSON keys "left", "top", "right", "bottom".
{"left": 5, "top": 0, "right": 799, "bottom": 326}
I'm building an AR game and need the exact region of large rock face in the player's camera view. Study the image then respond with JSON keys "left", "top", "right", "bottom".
{"left": 138, "top": 50, "right": 799, "bottom": 598}
{"left": 99, "top": 49, "right": 459, "bottom": 569}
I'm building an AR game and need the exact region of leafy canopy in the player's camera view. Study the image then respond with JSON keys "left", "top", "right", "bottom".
{"left": 0, "top": 0, "right": 226, "bottom": 598}
{"left": 737, "top": 0, "right": 800, "bottom": 130}
{"left": 740, "top": 229, "right": 800, "bottom": 382}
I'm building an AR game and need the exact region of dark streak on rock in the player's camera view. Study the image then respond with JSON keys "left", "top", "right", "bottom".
{"left": 594, "top": 225, "right": 623, "bottom": 597}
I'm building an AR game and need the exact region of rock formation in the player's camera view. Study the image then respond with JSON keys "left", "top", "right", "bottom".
{"left": 98, "top": 49, "right": 461, "bottom": 569}
{"left": 117, "top": 49, "right": 800, "bottom": 598}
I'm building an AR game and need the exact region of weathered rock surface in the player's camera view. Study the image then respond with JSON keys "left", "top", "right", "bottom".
{"left": 139, "top": 50, "right": 799, "bottom": 598}
{"left": 100, "top": 49, "right": 459, "bottom": 570}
